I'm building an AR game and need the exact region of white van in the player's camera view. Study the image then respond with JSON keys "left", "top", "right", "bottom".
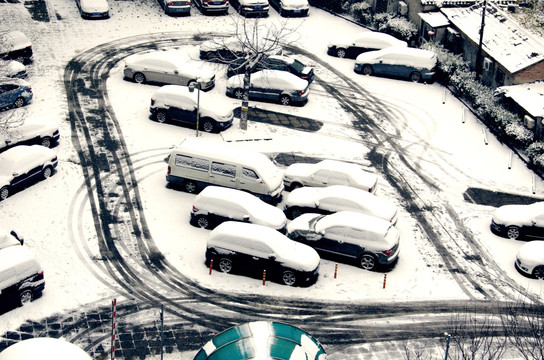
{"left": 166, "top": 138, "right": 284, "bottom": 203}
{"left": 0, "top": 246, "right": 45, "bottom": 308}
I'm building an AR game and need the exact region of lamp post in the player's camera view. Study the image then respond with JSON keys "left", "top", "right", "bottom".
{"left": 444, "top": 332, "right": 451, "bottom": 360}
{"left": 188, "top": 81, "right": 201, "bottom": 137}
{"left": 475, "top": 0, "right": 487, "bottom": 80}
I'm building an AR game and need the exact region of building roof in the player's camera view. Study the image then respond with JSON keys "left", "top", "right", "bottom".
{"left": 440, "top": 2, "right": 544, "bottom": 74}
{"left": 419, "top": 11, "right": 451, "bottom": 28}
{"left": 496, "top": 81, "right": 544, "bottom": 117}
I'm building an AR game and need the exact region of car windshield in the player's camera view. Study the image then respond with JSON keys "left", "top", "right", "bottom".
{"left": 289, "top": 59, "right": 306, "bottom": 73}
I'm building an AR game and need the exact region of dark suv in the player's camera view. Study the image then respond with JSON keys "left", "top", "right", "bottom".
{"left": 227, "top": 54, "right": 314, "bottom": 83}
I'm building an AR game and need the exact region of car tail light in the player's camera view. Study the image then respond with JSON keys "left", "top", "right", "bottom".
{"left": 192, "top": 205, "right": 198, "bottom": 212}
{"left": 167, "top": 166, "right": 171, "bottom": 174}
{"left": 383, "top": 248, "right": 394, "bottom": 256}
{"left": 299, "top": 89, "right": 305, "bottom": 95}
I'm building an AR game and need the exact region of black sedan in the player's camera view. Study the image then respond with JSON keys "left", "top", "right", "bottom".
{"left": 491, "top": 202, "right": 544, "bottom": 240}
{"left": 226, "top": 54, "right": 314, "bottom": 83}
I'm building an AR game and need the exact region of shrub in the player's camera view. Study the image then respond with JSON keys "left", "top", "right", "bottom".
{"left": 527, "top": 142, "right": 544, "bottom": 168}
{"left": 350, "top": 1, "right": 372, "bottom": 25}
{"left": 374, "top": 12, "right": 417, "bottom": 42}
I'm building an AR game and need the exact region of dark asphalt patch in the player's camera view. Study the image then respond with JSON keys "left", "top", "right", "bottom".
{"left": 463, "top": 187, "right": 544, "bottom": 207}
{"left": 233, "top": 107, "right": 323, "bottom": 132}
{"left": 24, "top": 0, "right": 49, "bottom": 22}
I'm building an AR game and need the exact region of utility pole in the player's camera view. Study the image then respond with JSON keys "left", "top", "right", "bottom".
{"left": 475, "top": 0, "right": 487, "bottom": 80}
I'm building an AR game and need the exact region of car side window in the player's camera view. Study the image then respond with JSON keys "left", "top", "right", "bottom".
{"left": 242, "top": 167, "right": 259, "bottom": 180}
{"left": 327, "top": 171, "right": 349, "bottom": 185}
{"left": 174, "top": 155, "right": 209, "bottom": 172}
{"left": 211, "top": 161, "right": 236, "bottom": 177}
{"left": 249, "top": 241, "right": 274, "bottom": 258}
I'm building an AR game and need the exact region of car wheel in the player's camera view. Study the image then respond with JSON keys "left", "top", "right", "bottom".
{"left": 279, "top": 95, "right": 291, "bottom": 106}
{"left": 359, "top": 254, "right": 376, "bottom": 270}
{"left": 13, "top": 97, "right": 25, "bottom": 108}
{"left": 183, "top": 180, "right": 198, "bottom": 194}
{"left": 233, "top": 88, "right": 244, "bottom": 100}
{"left": 201, "top": 119, "right": 215, "bottom": 133}
{"left": 42, "top": 166, "right": 53, "bottom": 179}
{"left": 336, "top": 48, "right": 347, "bottom": 58}
{"left": 218, "top": 258, "right": 233, "bottom": 273}
{"left": 19, "top": 289, "right": 33, "bottom": 306}
{"left": 409, "top": 72, "right": 422, "bottom": 83}
{"left": 40, "top": 136, "right": 52, "bottom": 148}
{"left": 533, "top": 266, "right": 544, "bottom": 280}
{"left": 196, "top": 215, "right": 210, "bottom": 229}
{"left": 155, "top": 110, "right": 168, "bottom": 123}
{"left": 282, "top": 270, "right": 296, "bottom": 286}
{"left": 506, "top": 226, "right": 521, "bottom": 240}
{"left": 0, "top": 186, "right": 9, "bottom": 201}
{"left": 287, "top": 207, "right": 303, "bottom": 220}
{"left": 133, "top": 72, "right": 146, "bottom": 84}
{"left": 362, "top": 65, "right": 373, "bottom": 76}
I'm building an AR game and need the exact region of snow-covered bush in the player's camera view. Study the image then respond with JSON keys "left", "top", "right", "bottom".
{"left": 374, "top": 13, "right": 418, "bottom": 42}
{"left": 422, "top": 42, "right": 468, "bottom": 81}
{"left": 350, "top": 1, "right": 372, "bottom": 25}
{"left": 527, "top": 142, "right": 544, "bottom": 168}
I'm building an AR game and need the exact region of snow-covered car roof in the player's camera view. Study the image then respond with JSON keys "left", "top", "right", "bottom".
{"left": 315, "top": 211, "right": 393, "bottom": 236}
{"left": 208, "top": 222, "right": 320, "bottom": 271}
{"left": 355, "top": 46, "right": 437, "bottom": 68}
{"left": 279, "top": 0, "right": 309, "bottom": 7}
{"left": 0, "top": 337, "right": 92, "bottom": 360}
{"left": 194, "top": 186, "right": 286, "bottom": 228}
{"left": 0, "top": 31, "right": 31, "bottom": 54}
{"left": 492, "top": 201, "right": 544, "bottom": 225}
{"left": 0, "top": 76, "right": 31, "bottom": 87}
{"left": 0, "top": 60, "right": 26, "bottom": 78}
{"left": 0, "top": 245, "right": 41, "bottom": 290}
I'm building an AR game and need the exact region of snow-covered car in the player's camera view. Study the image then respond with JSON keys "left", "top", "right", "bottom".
{"left": 354, "top": 46, "right": 437, "bottom": 83}
{"left": 0, "top": 77, "right": 33, "bottom": 110}
{"left": 0, "top": 31, "right": 32, "bottom": 64}
{"left": 0, "top": 145, "right": 58, "bottom": 201}
{"left": 158, "top": 0, "right": 191, "bottom": 15}
{"left": 226, "top": 55, "right": 314, "bottom": 83}
{"left": 150, "top": 85, "right": 233, "bottom": 132}
{"left": 491, "top": 202, "right": 544, "bottom": 240}
{"left": 269, "top": 0, "right": 309, "bottom": 16}
{"left": 190, "top": 186, "right": 287, "bottom": 231}
{"left": 229, "top": 0, "right": 269, "bottom": 17}
{"left": 283, "top": 159, "right": 378, "bottom": 193}
{"left": 0, "top": 245, "right": 44, "bottom": 308}
{"left": 287, "top": 211, "right": 400, "bottom": 270}
{"left": 124, "top": 51, "right": 215, "bottom": 90}
{"left": 199, "top": 36, "right": 282, "bottom": 63}
{"left": 75, "top": 0, "right": 110, "bottom": 18}
{"left": 0, "top": 60, "right": 27, "bottom": 79}
{"left": 226, "top": 69, "right": 309, "bottom": 106}
{"left": 0, "top": 227, "right": 24, "bottom": 250}
{"left": 205, "top": 221, "right": 320, "bottom": 286}
{"left": 515, "top": 240, "right": 544, "bottom": 279}
{"left": 283, "top": 185, "right": 398, "bottom": 223}
{"left": 0, "top": 119, "right": 60, "bottom": 153}
{"left": 327, "top": 31, "right": 407, "bottom": 59}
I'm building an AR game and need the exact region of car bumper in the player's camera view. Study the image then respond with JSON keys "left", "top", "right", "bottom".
{"left": 165, "top": 6, "right": 191, "bottom": 13}
{"left": 202, "top": 2, "right": 229, "bottom": 11}
{"left": 199, "top": 79, "right": 215, "bottom": 91}
{"left": 81, "top": 10, "right": 110, "bottom": 18}
{"left": 515, "top": 257, "right": 532, "bottom": 276}
{"left": 280, "top": 7, "right": 308, "bottom": 16}
{"left": 490, "top": 221, "right": 505, "bottom": 236}
{"left": 239, "top": 5, "right": 269, "bottom": 15}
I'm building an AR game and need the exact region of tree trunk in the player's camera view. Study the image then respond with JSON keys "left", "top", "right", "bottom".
{"left": 240, "top": 69, "right": 251, "bottom": 130}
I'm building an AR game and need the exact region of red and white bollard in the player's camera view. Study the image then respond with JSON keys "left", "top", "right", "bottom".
{"left": 262, "top": 269, "right": 266, "bottom": 286}
{"left": 334, "top": 263, "right": 338, "bottom": 279}
{"left": 383, "top": 274, "right": 387, "bottom": 289}
{"left": 209, "top": 259, "right": 213, "bottom": 275}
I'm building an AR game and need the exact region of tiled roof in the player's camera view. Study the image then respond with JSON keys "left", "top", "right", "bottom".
{"left": 440, "top": 2, "right": 544, "bottom": 73}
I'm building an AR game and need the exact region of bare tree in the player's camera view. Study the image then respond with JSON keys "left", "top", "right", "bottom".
{"left": 501, "top": 301, "right": 544, "bottom": 360}
{"left": 198, "top": 17, "right": 301, "bottom": 130}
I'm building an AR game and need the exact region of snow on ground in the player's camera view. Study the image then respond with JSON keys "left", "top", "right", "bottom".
{"left": 1, "top": 0, "right": 544, "bottom": 356}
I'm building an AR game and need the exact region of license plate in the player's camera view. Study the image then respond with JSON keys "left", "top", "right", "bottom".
{"left": 213, "top": 1, "right": 221, "bottom": 4}
{"left": 93, "top": 12, "right": 100, "bottom": 15}
{"left": 254, "top": 5, "right": 261, "bottom": 8}
{"left": 294, "top": 9, "right": 300, "bottom": 12}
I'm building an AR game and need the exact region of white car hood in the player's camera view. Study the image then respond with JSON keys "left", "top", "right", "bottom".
{"left": 250, "top": 205, "right": 286, "bottom": 230}
{"left": 328, "top": 36, "right": 352, "bottom": 49}
{"left": 283, "top": 163, "right": 314, "bottom": 178}
{"left": 81, "top": 0, "right": 109, "bottom": 12}
{"left": 286, "top": 213, "right": 319, "bottom": 234}
{"left": 517, "top": 241, "right": 544, "bottom": 264}
{"left": 285, "top": 187, "right": 320, "bottom": 207}
{"left": 276, "top": 241, "right": 320, "bottom": 272}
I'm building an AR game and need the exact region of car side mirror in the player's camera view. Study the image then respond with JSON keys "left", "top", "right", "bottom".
{"left": 315, "top": 201, "right": 319, "bottom": 207}
{"left": 12, "top": 172, "right": 19, "bottom": 177}
{"left": 268, "top": 255, "right": 276, "bottom": 261}
{"left": 174, "top": 70, "right": 179, "bottom": 74}
{"left": 243, "top": 215, "right": 250, "bottom": 222}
